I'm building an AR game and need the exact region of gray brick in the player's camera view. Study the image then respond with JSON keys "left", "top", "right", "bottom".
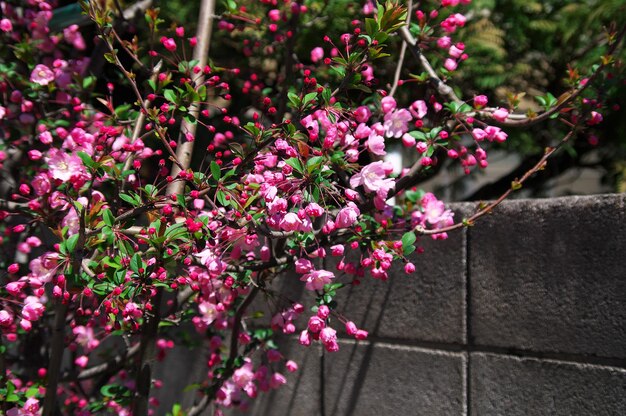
{"left": 470, "top": 352, "right": 626, "bottom": 416}
{"left": 469, "top": 194, "right": 626, "bottom": 358}
{"left": 245, "top": 340, "right": 466, "bottom": 416}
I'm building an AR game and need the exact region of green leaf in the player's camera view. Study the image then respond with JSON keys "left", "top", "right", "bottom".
{"left": 119, "top": 193, "right": 138, "bottom": 206}
{"left": 306, "top": 156, "right": 324, "bottom": 173}
{"left": 284, "top": 157, "right": 304, "bottom": 174}
{"left": 163, "top": 89, "right": 177, "bottom": 104}
{"left": 77, "top": 151, "right": 97, "bottom": 169}
{"left": 130, "top": 253, "right": 142, "bottom": 273}
{"left": 66, "top": 233, "right": 80, "bottom": 253}
{"left": 210, "top": 161, "right": 221, "bottom": 181}
{"left": 102, "top": 209, "right": 115, "bottom": 227}
{"left": 402, "top": 231, "right": 416, "bottom": 248}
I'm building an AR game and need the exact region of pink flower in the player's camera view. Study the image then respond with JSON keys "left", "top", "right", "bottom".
{"left": 354, "top": 106, "right": 372, "bottom": 123}
{"left": 63, "top": 24, "right": 86, "bottom": 50}
{"left": 0, "top": 18, "right": 12, "bottom": 32}
{"left": 330, "top": 244, "right": 345, "bottom": 256}
{"left": 22, "top": 297, "right": 45, "bottom": 321}
{"left": 366, "top": 133, "right": 386, "bottom": 155}
{"left": 345, "top": 321, "right": 358, "bottom": 335}
{"left": 437, "top": 36, "right": 451, "bottom": 49}
{"left": 47, "top": 151, "right": 84, "bottom": 182}
{"left": 320, "top": 327, "right": 337, "bottom": 343}
{"left": 0, "top": 105, "right": 5, "bottom": 120}
{"left": 308, "top": 316, "right": 325, "bottom": 332}
{"left": 383, "top": 109, "right": 412, "bottom": 138}
{"left": 380, "top": 96, "right": 397, "bottom": 114}
{"left": 286, "top": 360, "right": 298, "bottom": 372}
{"left": 474, "top": 95, "right": 488, "bottom": 108}
{"left": 268, "top": 9, "right": 281, "bottom": 22}
{"left": 161, "top": 37, "right": 177, "bottom": 51}
{"left": 335, "top": 202, "right": 360, "bottom": 228}
{"left": 492, "top": 107, "right": 509, "bottom": 122}
{"left": 310, "top": 47, "right": 324, "bottom": 63}
{"left": 444, "top": 58, "right": 458, "bottom": 71}
{"left": 279, "top": 212, "right": 302, "bottom": 231}
{"left": 299, "top": 330, "right": 311, "bottom": 346}
{"left": 30, "top": 64, "right": 55, "bottom": 86}
{"left": 449, "top": 45, "right": 464, "bottom": 58}
{"left": 587, "top": 111, "right": 603, "bottom": 126}
{"left": 300, "top": 269, "right": 335, "bottom": 291}
{"left": 295, "top": 258, "right": 313, "bottom": 274}
{"left": 410, "top": 100, "right": 428, "bottom": 119}
{"left": 350, "top": 161, "right": 394, "bottom": 194}
{"left": 75, "top": 355, "right": 89, "bottom": 368}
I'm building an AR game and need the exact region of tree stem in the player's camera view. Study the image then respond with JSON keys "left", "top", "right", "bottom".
{"left": 42, "top": 300, "right": 69, "bottom": 416}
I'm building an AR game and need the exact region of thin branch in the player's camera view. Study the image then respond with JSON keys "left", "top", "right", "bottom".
{"left": 42, "top": 301, "right": 69, "bottom": 416}
{"left": 389, "top": 0, "right": 413, "bottom": 97}
{"left": 165, "top": 0, "right": 216, "bottom": 197}
{"left": 415, "top": 129, "right": 576, "bottom": 236}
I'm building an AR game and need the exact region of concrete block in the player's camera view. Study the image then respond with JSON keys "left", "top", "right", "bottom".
{"left": 245, "top": 340, "right": 466, "bottom": 416}
{"left": 470, "top": 352, "right": 626, "bottom": 416}
{"left": 469, "top": 194, "right": 626, "bottom": 358}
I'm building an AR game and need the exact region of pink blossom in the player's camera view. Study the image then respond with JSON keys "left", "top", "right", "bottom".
{"left": 310, "top": 47, "right": 324, "bottom": 63}
{"left": 63, "top": 24, "right": 86, "bottom": 50}
{"left": 75, "top": 355, "right": 89, "bottom": 368}
{"left": 22, "top": 297, "right": 45, "bottom": 321}
{"left": 308, "top": 316, "right": 325, "bottom": 332}
{"left": 383, "top": 109, "right": 412, "bottom": 138}
{"left": 350, "top": 161, "right": 394, "bottom": 194}
{"left": 295, "top": 258, "right": 313, "bottom": 274}
{"left": 330, "top": 244, "right": 345, "bottom": 256}
{"left": 437, "top": 36, "right": 451, "bottom": 49}
{"left": 286, "top": 360, "right": 298, "bottom": 372}
{"left": 320, "top": 327, "right": 336, "bottom": 343}
{"left": 0, "top": 105, "right": 5, "bottom": 120}
{"left": 474, "top": 95, "right": 488, "bottom": 108}
{"left": 366, "top": 133, "right": 386, "bottom": 155}
{"left": 300, "top": 269, "right": 335, "bottom": 291}
{"left": 47, "top": 150, "right": 84, "bottom": 182}
{"left": 268, "top": 9, "right": 281, "bottom": 22}
{"left": 449, "top": 44, "right": 464, "bottom": 58}
{"left": 402, "top": 133, "right": 416, "bottom": 147}
{"left": 492, "top": 107, "right": 509, "bottom": 122}
{"left": 0, "top": 18, "right": 13, "bottom": 32}
{"left": 587, "top": 111, "right": 603, "bottom": 126}
{"left": 335, "top": 202, "right": 360, "bottom": 228}
{"left": 444, "top": 58, "right": 458, "bottom": 71}
{"left": 380, "top": 96, "right": 397, "bottom": 114}
{"left": 279, "top": 212, "right": 302, "bottom": 231}
{"left": 299, "top": 330, "right": 311, "bottom": 346}
{"left": 161, "top": 37, "right": 177, "bottom": 51}
{"left": 0, "top": 310, "right": 12, "bottom": 327}
{"left": 32, "top": 173, "right": 51, "bottom": 195}
{"left": 354, "top": 106, "right": 372, "bottom": 123}
{"left": 30, "top": 64, "right": 55, "bottom": 86}
{"left": 410, "top": 100, "right": 428, "bottom": 119}
{"left": 345, "top": 321, "right": 358, "bottom": 335}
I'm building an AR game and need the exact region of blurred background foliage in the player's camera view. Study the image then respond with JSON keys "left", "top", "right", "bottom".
{"left": 55, "top": 0, "right": 626, "bottom": 199}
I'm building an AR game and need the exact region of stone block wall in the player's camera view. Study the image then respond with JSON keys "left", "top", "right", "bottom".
{"left": 157, "top": 194, "right": 626, "bottom": 415}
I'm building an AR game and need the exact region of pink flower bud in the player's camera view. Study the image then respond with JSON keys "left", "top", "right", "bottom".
{"left": 317, "top": 305, "right": 330, "bottom": 319}
{"left": 345, "top": 321, "right": 358, "bottom": 335}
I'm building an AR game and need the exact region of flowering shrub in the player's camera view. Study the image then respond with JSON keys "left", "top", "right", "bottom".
{"left": 0, "top": 0, "right": 623, "bottom": 414}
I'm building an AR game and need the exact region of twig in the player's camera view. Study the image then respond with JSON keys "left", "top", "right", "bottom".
{"left": 389, "top": 0, "right": 413, "bottom": 97}
{"left": 131, "top": 288, "right": 163, "bottom": 416}
{"left": 165, "top": 0, "right": 216, "bottom": 197}
{"left": 415, "top": 129, "right": 576, "bottom": 236}
{"left": 42, "top": 301, "right": 69, "bottom": 416}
